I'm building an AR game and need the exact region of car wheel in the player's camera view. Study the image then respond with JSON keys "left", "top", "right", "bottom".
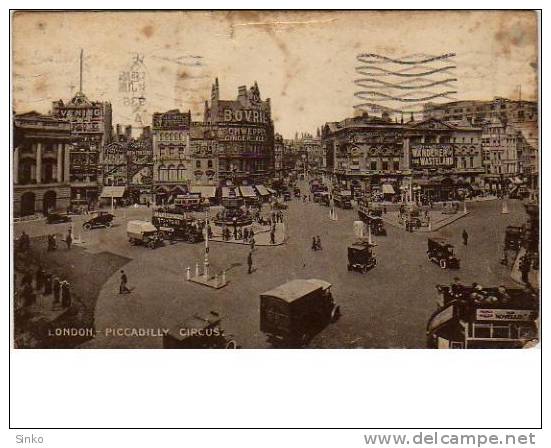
{"left": 105, "top": 222, "right": 112, "bottom": 229}
{"left": 225, "top": 339, "right": 237, "bottom": 349}
{"left": 83, "top": 223, "right": 92, "bottom": 230}
{"left": 440, "top": 259, "right": 447, "bottom": 269}
{"left": 331, "top": 305, "right": 341, "bottom": 322}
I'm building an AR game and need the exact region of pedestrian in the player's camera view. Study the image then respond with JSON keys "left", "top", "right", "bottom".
{"left": 462, "top": 229, "right": 469, "bottom": 246}
{"left": 66, "top": 229, "right": 73, "bottom": 250}
{"left": 119, "top": 270, "right": 131, "bottom": 294}
{"left": 35, "top": 266, "right": 45, "bottom": 291}
{"left": 270, "top": 229, "right": 275, "bottom": 245}
{"left": 244, "top": 227, "right": 249, "bottom": 241}
{"left": 247, "top": 251, "right": 253, "bottom": 274}
{"left": 61, "top": 280, "right": 72, "bottom": 308}
{"left": 519, "top": 254, "right": 531, "bottom": 286}
{"left": 316, "top": 235, "right": 322, "bottom": 250}
{"left": 52, "top": 276, "right": 61, "bottom": 303}
{"left": 250, "top": 237, "right": 256, "bottom": 252}
{"left": 233, "top": 225, "right": 238, "bottom": 240}
{"left": 311, "top": 236, "right": 318, "bottom": 251}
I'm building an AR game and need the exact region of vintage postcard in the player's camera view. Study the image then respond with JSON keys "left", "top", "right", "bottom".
{"left": 11, "top": 10, "right": 539, "bottom": 349}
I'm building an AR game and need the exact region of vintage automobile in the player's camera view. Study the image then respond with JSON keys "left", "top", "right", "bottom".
{"left": 369, "top": 216, "right": 387, "bottom": 236}
{"left": 152, "top": 210, "right": 204, "bottom": 243}
{"left": 427, "top": 237, "right": 460, "bottom": 269}
{"left": 127, "top": 220, "right": 164, "bottom": 249}
{"left": 46, "top": 212, "right": 71, "bottom": 224}
{"left": 82, "top": 211, "right": 114, "bottom": 230}
{"left": 347, "top": 240, "right": 377, "bottom": 273}
{"left": 260, "top": 279, "right": 340, "bottom": 347}
{"left": 427, "top": 283, "right": 539, "bottom": 349}
{"left": 318, "top": 191, "right": 331, "bottom": 206}
{"left": 504, "top": 225, "right": 523, "bottom": 251}
{"left": 163, "top": 311, "right": 238, "bottom": 349}
{"left": 333, "top": 190, "right": 352, "bottom": 209}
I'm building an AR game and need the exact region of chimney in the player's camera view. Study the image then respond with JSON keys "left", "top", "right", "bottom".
{"left": 211, "top": 78, "right": 219, "bottom": 101}
{"left": 116, "top": 123, "right": 122, "bottom": 137}
{"left": 237, "top": 85, "right": 248, "bottom": 101}
{"left": 125, "top": 125, "right": 132, "bottom": 140}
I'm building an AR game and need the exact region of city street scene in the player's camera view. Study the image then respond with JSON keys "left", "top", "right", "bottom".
{"left": 11, "top": 10, "right": 539, "bottom": 349}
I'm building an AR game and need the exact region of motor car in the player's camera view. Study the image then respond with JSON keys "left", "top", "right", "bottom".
{"left": 163, "top": 311, "right": 238, "bottom": 349}
{"left": 127, "top": 220, "right": 164, "bottom": 249}
{"left": 82, "top": 211, "right": 114, "bottom": 230}
{"left": 427, "top": 237, "right": 460, "bottom": 269}
{"left": 46, "top": 212, "right": 71, "bottom": 224}
{"left": 260, "top": 279, "right": 340, "bottom": 347}
{"left": 347, "top": 240, "right": 377, "bottom": 273}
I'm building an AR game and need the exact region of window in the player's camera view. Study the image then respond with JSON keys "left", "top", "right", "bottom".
{"left": 370, "top": 161, "right": 377, "bottom": 171}
{"left": 393, "top": 160, "right": 400, "bottom": 171}
{"left": 382, "top": 161, "right": 389, "bottom": 171}
{"left": 207, "top": 159, "right": 213, "bottom": 169}
{"left": 196, "top": 160, "right": 201, "bottom": 169}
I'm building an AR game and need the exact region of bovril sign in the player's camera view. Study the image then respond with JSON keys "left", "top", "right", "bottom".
{"left": 223, "top": 108, "right": 269, "bottom": 124}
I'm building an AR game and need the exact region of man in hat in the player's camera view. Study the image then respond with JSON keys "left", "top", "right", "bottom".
{"left": 462, "top": 229, "right": 469, "bottom": 246}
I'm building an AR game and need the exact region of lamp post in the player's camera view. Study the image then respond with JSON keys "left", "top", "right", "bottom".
{"left": 204, "top": 207, "right": 209, "bottom": 279}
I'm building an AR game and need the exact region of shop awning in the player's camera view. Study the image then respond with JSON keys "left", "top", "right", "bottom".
{"left": 239, "top": 185, "right": 258, "bottom": 198}
{"left": 222, "top": 187, "right": 241, "bottom": 198}
{"left": 190, "top": 185, "right": 217, "bottom": 198}
{"left": 100, "top": 186, "right": 126, "bottom": 198}
{"left": 382, "top": 184, "right": 395, "bottom": 194}
{"left": 255, "top": 184, "right": 270, "bottom": 196}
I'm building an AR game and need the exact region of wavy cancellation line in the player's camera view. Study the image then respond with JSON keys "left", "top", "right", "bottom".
{"left": 356, "top": 52, "right": 456, "bottom": 65}
{"left": 355, "top": 65, "right": 456, "bottom": 77}
{"left": 352, "top": 102, "right": 459, "bottom": 115}
{"left": 354, "top": 78, "right": 457, "bottom": 90}
{"left": 354, "top": 90, "right": 458, "bottom": 102}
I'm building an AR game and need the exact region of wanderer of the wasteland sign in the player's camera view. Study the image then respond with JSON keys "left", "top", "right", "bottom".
{"left": 11, "top": 10, "right": 539, "bottom": 349}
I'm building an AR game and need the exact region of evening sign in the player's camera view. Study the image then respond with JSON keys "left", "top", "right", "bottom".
{"left": 411, "top": 144, "right": 454, "bottom": 168}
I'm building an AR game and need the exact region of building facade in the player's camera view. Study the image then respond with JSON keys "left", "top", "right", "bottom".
{"left": 51, "top": 92, "right": 112, "bottom": 206}
{"left": 189, "top": 122, "right": 219, "bottom": 186}
{"left": 204, "top": 79, "right": 274, "bottom": 185}
{"left": 151, "top": 109, "right": 192, "bottom": 204}
{"left": 274, "top": 133, "right": 284, "bottom": 180}
{"left": 13, "top": 112, "right": 73, "bottom": 217}
{"left": 322, "top": 112, "right": 484, "bottom": 200}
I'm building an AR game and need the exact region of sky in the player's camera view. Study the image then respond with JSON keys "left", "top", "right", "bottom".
{"left": 12, "top": 10, "right": 538, "bottom": 139}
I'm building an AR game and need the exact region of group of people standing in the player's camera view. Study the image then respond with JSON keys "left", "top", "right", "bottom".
{"left": 16, "top": 265, "right": 72, "bottom": 311}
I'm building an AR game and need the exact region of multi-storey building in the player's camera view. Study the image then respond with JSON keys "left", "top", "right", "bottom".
{"left": 151, "top": 109, "right": 192, "bottom": 204}
{"left": 189, "top": 122, "right": 218, "bottom": 186}
{"left": 204, "top": 78, "right": 274, "bottom": 185}
{"left": 322, "top": 112, "right": 484, "bottom": 201}
{"left": 51, "top": 92, "right": 112, "bottom": 207}
{"left": 274, "top": 133, "right": 284, "bottom": 180}
{"left": 322, "top": 112, "right": 405, "bottom": 195}
{"left": 13, "top": 112, "right": 74, "bottom": 217}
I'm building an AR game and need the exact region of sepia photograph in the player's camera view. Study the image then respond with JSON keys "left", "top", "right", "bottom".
{"left": 11, "top": 10, "right": 540, "bottom": 350}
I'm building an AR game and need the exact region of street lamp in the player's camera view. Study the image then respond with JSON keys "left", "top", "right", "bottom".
{"left": 204, "top": 207, "right": 209, "bottom": 279}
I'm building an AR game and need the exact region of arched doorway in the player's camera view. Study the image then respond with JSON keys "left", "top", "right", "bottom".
{"left": 20, "top": 192, "right": 36, "bottom": 216}
{"left": 43, "top": 190, "right": 57, "bottom": 214}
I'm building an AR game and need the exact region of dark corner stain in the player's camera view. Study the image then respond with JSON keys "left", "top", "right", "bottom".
{"left": 177, "top": 69, "right": 188, "bottom": 80}
{"left": 530, "top": 61, "right": 538, "bottom": 71}
{"left": 37, "top": 22, "right": 46, "bottom": 31}
{"left": 141, "top": 24, "right": 155, "bottom": 39}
